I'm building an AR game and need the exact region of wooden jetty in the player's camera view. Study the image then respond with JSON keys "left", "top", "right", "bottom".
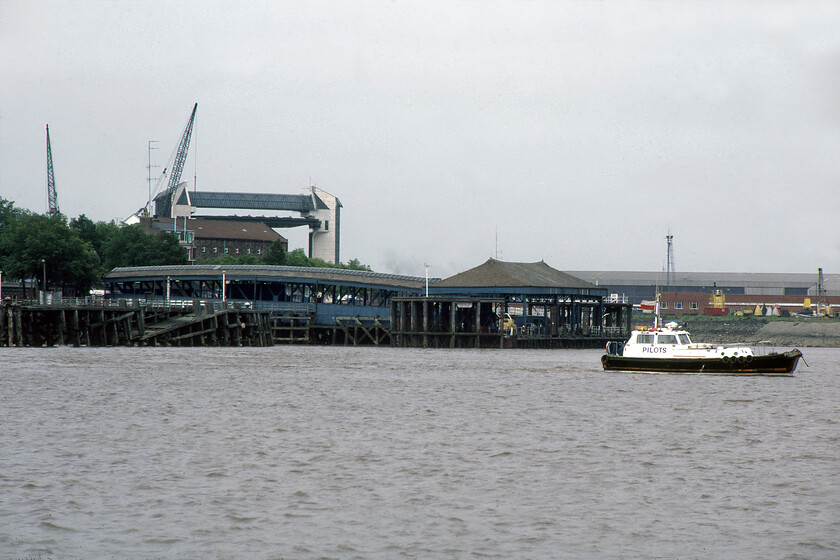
{"left": 0, "top": 298, "right": 624, "bottom": 349}
{"left": 0, "top": 300, "right": 393, "bottom": 348}
{"left": 2, "top": 261, "right": 631, "bottom": 349}
{"left": 389, "top": 296, "right": 628, "bottom": 349}
{"left": 1, "top": 300, "right": 265, "bottom": 347}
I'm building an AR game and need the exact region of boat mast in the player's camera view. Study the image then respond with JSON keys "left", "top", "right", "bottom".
{"left": 654, "top": 291, "right": 661, "bottom": 329}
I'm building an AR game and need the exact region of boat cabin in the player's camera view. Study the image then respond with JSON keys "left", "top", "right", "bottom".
{"left": 618, "top": 321, "right": 753, "bottom": 360}
{"left": 631, "top": 329, "right": 692, "bottom": 347}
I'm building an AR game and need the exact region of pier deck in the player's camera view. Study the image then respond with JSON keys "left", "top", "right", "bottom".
{"left": 1, "top": 299, "right": 626, "bottom": 349}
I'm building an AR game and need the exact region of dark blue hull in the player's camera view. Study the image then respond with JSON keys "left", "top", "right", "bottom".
{"left": 601, "top": 349, "right": 802, "bottom": 375}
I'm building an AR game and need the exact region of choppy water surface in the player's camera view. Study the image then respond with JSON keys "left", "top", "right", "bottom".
{"left": 1, "top": 346, "right": 838, "bottom": 559}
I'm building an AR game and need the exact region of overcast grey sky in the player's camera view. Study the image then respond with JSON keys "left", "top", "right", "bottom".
{"left": 2, "top": 1, "right": 838, "bottom": 278}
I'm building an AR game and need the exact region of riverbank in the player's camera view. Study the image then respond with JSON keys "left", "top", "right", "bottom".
{"left": 635, "top": 316, "right": 840, "bottom": 348}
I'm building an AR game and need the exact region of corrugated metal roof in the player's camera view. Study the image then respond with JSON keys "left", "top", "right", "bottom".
{"left": 567, "top": 270, "right": 835, "bottom": 290}
{"left": 434, "top": 259, "right": 596, "bottom": 289}
{"left": 188, "top": 192, "right": 315, "bottom": 212}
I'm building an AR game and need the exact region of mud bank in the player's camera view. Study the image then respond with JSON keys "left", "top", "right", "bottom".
{"left": 638, "top": 317, "right": 840, "bottom": 348}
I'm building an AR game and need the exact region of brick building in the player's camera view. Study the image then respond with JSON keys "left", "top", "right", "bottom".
{"left": 189, "top": 219, "right": 286, "bottom": 260}
{"left": 143, "top": 217, "right": 286, "bottom": 261}
{"left": 658, "top": 291, "right": 840, "bottom": 317}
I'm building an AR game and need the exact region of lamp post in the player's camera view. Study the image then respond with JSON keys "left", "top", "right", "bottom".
{"left": 41, "top": 259, "right": 46, "bottom": 304}
{"left": 221, "top": 271, "right": 226, "bottom": 305}
{"left": 0, "top": 270, "right": 3, "bottom": 303}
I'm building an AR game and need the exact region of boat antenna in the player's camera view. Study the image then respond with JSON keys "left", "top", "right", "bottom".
{"left": 665, "top": 231, "right": 674, "bottom": 293}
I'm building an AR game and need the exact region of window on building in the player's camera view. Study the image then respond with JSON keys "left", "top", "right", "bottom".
{"left": 675, "top": 302, "right": 683, "bottom": 309}
{"left": 256, "top": 248, "right": 261, "bottom": 255}
{"left": 213, "top": 247, "right": 218, "bottom": 254}
{"left": 202, "top": 246, "right": 206, "bottom": 253}
{"left": 325, "top": 220, "right": 329, "bottom": 231}
{"left": 660, "top": 301, "right": 668, "bottom": 309}
{"left": 689, "top": 302, "right": 698, "bottom": 309}
{"left": 247, "top": 248, "right": 251, "bottom": 254}
{"left": 224, "top": 247, "right": 229, "bottom": 254}
{"left": 235, "top": 248, "right": 239, "bottom": 254}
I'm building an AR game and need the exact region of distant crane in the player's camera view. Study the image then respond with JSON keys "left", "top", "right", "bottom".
{"left": 817, "top": 267, "right": 826, "bottom": 302}
{"left": 46, "top": 124, "right": 59, "bottom": 216}
{"left": 150, "top": 103, "right": 198, "bottom": 218}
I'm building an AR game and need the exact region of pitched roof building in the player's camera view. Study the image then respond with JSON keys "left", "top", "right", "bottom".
{"left": 431, "top": 259, "right": 600, "bottom": 296}
{"left": 391, "top": 259, "right": 630, "bottom": 347}
{"left": 144, "top": 217, "right": 286, "bottom": 261}
{"left": 189, "top": 219, "right": 286, "bottom": 260}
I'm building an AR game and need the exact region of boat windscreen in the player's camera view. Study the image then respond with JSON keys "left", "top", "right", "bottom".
{"left": 657, "top": 334, "right": 678, "bottom": 345}
{"left": 678, "top": 334, "right": 691, "bottom": 344}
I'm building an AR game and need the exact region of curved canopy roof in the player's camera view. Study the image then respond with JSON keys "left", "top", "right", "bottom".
{"left": 104, "top": 264, "right": 427, "bottom": 290}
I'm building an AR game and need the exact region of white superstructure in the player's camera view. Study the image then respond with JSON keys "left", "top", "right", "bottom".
{"left": 620, "top": 322, "right": 753, "bottom": 361}
{"left": 307, "top": 186, "right": 342, "bottom": 264}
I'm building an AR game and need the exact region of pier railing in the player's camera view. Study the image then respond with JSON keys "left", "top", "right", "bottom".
{"left": 19, "top": 297, "right": 316, "bottom": 315}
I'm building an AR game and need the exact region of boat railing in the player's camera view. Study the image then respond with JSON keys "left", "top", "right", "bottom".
{"left": 751, "top": 340, "right": 778, "bottom": 356}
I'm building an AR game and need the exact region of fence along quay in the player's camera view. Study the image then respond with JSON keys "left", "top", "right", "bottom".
{"left": 0, "top": 261, "right": 631, "bottom": 348}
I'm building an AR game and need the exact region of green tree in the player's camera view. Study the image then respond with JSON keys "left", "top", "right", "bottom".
{"left": 262, "top": 239, "right": 286, "bottom": 265}
{"left": 258, "top": 244, "right": 373, "bottom": 271}
{"left": 70, "top": 214, "right": 119, "bottom": 258}
{"left": 0, "top": 197, "right": 27, "bottom": 229}
{"left": 101, "top": 225, "right": 188, "bottom": 269}
{"left": 0, "top": 198, "right": 25, "bottom": 276}
{"left": 344, "top": 258, "right": 372, "bottom": 271}
{"left": 283, "top": 248, "right": 312, "bottom": 267}
{"left": 0, "top": 212, "right": 100, "bottom": 294}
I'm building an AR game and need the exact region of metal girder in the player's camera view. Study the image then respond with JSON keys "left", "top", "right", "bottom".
{"left": 190, "top": 214, "right": 321, "bottom": 229}
{"left": 46, "top": 125, "right": 59, "bottom": 216}
{"left": 167, "top": 103, "right": 197, "bottom": 195}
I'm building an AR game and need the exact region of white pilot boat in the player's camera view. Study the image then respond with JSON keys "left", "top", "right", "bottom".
{"left": 601, "top": 321, "right": 802, "bottom": 375}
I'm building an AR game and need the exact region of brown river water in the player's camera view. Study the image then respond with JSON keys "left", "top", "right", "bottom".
{"left": 1, "top": 346, "right": 838, "bottom": 559}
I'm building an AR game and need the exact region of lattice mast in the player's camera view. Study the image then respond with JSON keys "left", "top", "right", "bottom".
{"left": 46, "top": 124, "right": 59, "bottom": 216}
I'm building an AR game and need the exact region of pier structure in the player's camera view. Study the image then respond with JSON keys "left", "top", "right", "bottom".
{"left": 391, "top": 259, "right": 631, "bottom": 348}
{"left": 0, "top": 298, "right": 274, "bottom": 348}
{"left": 2, "top": 261, "right": 630, "bottom": 348}
{"left": 102, "top": 264, "right": 425, "bottom": 346}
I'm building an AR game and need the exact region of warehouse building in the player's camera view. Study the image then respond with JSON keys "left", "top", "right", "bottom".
{"left": 567, "top": 270, "right": 839, "bottom": 305}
